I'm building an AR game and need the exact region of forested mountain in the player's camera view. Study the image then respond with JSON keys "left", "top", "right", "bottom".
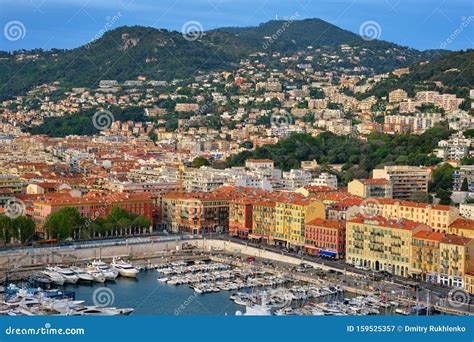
{"left": 0, "top": 19, "right": 446, "bottom": 99}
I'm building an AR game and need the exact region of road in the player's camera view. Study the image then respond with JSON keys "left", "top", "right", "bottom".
{"left": 206, "top": 233, "right": 473, "bottom": 313}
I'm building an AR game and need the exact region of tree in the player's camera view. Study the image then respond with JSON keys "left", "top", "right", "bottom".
{"left": 239, "top": 141, "right": 253, "bottom": 149}
{"left": 461, "top": 177, "right": 469, "bottom": 192}
{"left": 0, "top": 215, "right": 12, "bottom": 244}
{"left": 107, "top": 207, "right": 130, "bottom": 225}
{"left": 192, "top": 156, "right": 210, "bottom": 168}
{"left": 13, "top": 216, "right": 36, "bottom": 243}
{"left": 436, "top": 188, "right": 452, "bottom": 205}
{"left": 132, "top": 216, "right": 151, "bottom": 234}
{"left": 428, "top": 163, "right": 454, "bottom": 193}
{"left": 44, "top": 207, "right": 83, "bottom": 241}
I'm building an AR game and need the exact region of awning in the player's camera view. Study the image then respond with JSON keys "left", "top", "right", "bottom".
{"left": 319, "top": 250, "right": 337, "bottom": 257}
{"left": 248, "top": 234, "right": 263, "bottom": 239}
{"left": 304, "top": 245, "right": 319, "bottom": 250}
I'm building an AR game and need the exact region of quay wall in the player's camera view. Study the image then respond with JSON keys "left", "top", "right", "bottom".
{"left": 0, "top": 238, "right": 361, "bottom": 279}
{"left": 199, "top": 239, "right": 362, "bottom": 278}
{"left": 0, "top": 238, "right": 198, "bottom": 273}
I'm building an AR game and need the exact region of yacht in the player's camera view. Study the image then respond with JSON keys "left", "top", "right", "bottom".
{"left": 42, "top": 269, "right": 65, "bottom": 286}
{"left": 70, "top": 266, "right": 94, "bottom": 282}
{"left": 52, "top": 267, "right": 79, "bottom": 284}
{"left": 111, "top": 258, "right": 139, "bottom": 278}
{"left": 90, "top": 260, "right": 118, "bottom": 280}
{"left": 67, "top": 306, "right": 134, "bottom": 316}
{"left": 85, "top": 266, "right": 106, "bottom": 283}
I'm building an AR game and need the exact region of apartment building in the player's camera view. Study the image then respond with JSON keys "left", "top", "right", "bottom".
{"left": 32, "top": 192, "right": 154, "bottom": 229}
{"left": 439, "top": 235, "right": 474, "bottom": 288}
{"left": 326, "top": 197, "right": 362, "bottom": 221}
{"left": 358, "top": 198, "right": 459, "bottom": 233}
{"left": 435, "top": 132, "right": 472, "bottom": 161}
{"left": 411, "top": 231, "right": 444, "bottom": 283}
{"left": 448, "top": 218, "right": 474, "bottom": 239}
{"left": 245, "top": 159, "right": 274, "bottom": 170}
{"left": 346, "top": 216, "right": 429, "bottom": 276}
{"left": 459, "top": 204, "right": 474, "bottom": 220}
{"left": 310, "top": 172, "right": 338, "bottom": 189}
{"left": 372, "top": 165, "right": 430, "bottom": 201}
{"left": 0, "top": 173, "right": 26, "bottom": 195}
{"left": 389, "top": 89, "right": 408, "bottom": 103}
{"left": 161, "top": 192, "right": 230, "bottom": 234}
{"left": 251, "top": 200, "right": 276, "bottom": 244}
{"left": 348, "top": 178, "right": 392, "bottom": 198}
{"left": 282, "top": 169, "right": 312, "bottom": 190}
{"left": 304, "top": 218, "right": 346, "bottom": 258}
{"left": 274, "top": 196, "right": 325, "bottom": 249}
{"left": 229, "top": 199, "right": 253, "bottom": 239}
{"left": 453, "top": 166, "right": 474, "bottom": 192}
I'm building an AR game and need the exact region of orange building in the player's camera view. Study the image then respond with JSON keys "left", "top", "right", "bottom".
{"left": 32, "top": 192, "right": 154, "bottom": 230}
{"left": 305, "top": 218, "right": 346, "bottom": 258}
{"left": 229, "top": 199, "right": 254, "bottom": 239}
{"left": 411, "top": 231, "right": 444, "bottom": 283}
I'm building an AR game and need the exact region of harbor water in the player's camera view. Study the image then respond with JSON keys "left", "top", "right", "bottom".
{"left": 62, "top": 269, "right": 244, "bottom": 315}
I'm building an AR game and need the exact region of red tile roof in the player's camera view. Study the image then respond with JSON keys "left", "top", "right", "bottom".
{"left": 449, "top": 218, "right": 474, "bottom": 231}
{"left": 412, "top": 230, "right": 445, "bottom": 241}
{"left": 440, "top": 234, "right": 472, "bottom": 246}
{"left": 348, "top": 215, "right": 422, "bottom": 231}
{"left": 306, "top": 218, "right": 345, "bottom": 230}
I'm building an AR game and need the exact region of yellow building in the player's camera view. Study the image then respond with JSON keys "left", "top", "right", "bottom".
{"left": 251, "top": 200, "right": 276, "bottom": 244}
{"left": 348, "top": 179, "right": 391, "bottom": 198}
{"left": 359, "top": 198, "right": 459, "bottom": 233}
{"left": 346, "top": 215, "right": 429, "bottom": 276}
{"left": 449, "top": 218, "right": 474, "bottom": 239}
{"left": 439, "top": 235, "right": 474, "bottom": 288}
{"left": 464, "top": 273, "right": 474, "bottom": 295}
{"left": 411, "top": 231, "right": 444, "bottom": 283}
{"left": 274, "top": 196, "right": 325, "bottom": 249}
{"left": 0, "top": 173, "right": 26, "bottom": 195}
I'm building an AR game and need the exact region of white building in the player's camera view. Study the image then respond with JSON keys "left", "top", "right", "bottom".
{"left": 460, "top": 203, "right": 474, "bottom": 220}
{"left": 310, "top": 172, "right": 338, "bottom": 189}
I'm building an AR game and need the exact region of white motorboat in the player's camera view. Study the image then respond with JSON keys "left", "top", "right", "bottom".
{"left": 84, "top": 266, "right": 106, "bottom": 283}
{"left": 67, "top": 306, "right": 134, "bottom": 316}
{"left": 70, "top": 266, "right": 94, "bottom": 282}
{"left": 235, "top": 304, "right": 272, "bottom": 316}
{"left": 42, "top": 269, "right": 65, "bottom": 285}
{"left": 110, "top": 258, "right": 139, "bottom": 278}
{"left": 90, "top": 260, "right": 118, "bottom": 280}
{"left": 52, "top": 267, "right": 79, "bottom": 284}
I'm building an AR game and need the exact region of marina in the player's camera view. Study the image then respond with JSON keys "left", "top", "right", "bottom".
{"left": 0, "top": 257, "right": 452, "bottom": 316}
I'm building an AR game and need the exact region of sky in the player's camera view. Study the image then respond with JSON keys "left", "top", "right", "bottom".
{"left": 0, "top": 0, "right": 473, "bottom": 51}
